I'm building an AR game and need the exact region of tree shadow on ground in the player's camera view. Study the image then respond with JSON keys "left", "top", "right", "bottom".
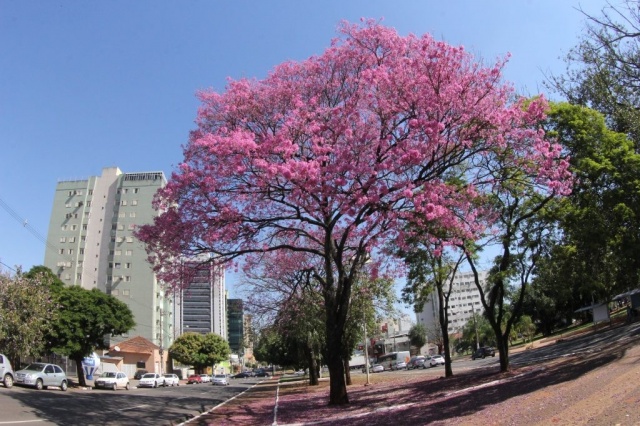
{"left": 276, "top": 335, "right": 639, "bottom": 425}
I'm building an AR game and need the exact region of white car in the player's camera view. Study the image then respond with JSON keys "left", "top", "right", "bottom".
{"left": 211, "top": 374, "right": 229, "bottom": 386}
{"left": 429, "top": 355, "right": 445, "bottom": 367}
{"left": 199, "top": 374, "right": 211, "bottom": 383}
{"left": 362, "top": 364, "right": 384, "bottom": 373}
{"left": 95, "top": 371, "right": 130, "bottom": 390}
{"left": 138, "top": 373, "right": 164, "bottom": 388}
{"left": 163, "top": 373, "right": 180, "bottom": 386}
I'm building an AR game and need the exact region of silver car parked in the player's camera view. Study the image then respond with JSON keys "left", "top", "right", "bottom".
{"left": 0, "top": 353, "right": 14, "bottom": 388}
{"left": 15, "top": 363, "right": 68, "bottom": 391}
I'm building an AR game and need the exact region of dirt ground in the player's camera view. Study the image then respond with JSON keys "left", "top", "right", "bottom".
{"left": 188, "top": 331, "right": 640, "bottom": 426}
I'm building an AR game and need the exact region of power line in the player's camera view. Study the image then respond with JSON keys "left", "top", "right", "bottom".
{"left": 0, "top": 196, "right": 60, "bottom": 257}
{"left": 0, "top": 260, "right": 16, "bottom": 272}
{"left": 0, "top": 196, "right": 104, "bottom": 283}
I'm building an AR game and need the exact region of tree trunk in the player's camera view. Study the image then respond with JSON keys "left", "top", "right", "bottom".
{"left": 325, "top": 299, "right": 349, "bottom": 405}
{"left": 494, "top": 327, "right": 510, "bottom": 372}
{"left": 74, "top": 357, "right": 87, "bottom": 387}
{"left": 343, "top": 358, "right": 352, "bottom": 385}
{"left": 306, "top": 343, "right": 319, "bottom": 386}
{"left": 442, "top": 331, "right": 453, "bottom": 377}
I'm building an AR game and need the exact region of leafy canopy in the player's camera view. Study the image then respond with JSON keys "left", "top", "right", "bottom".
{"left": 169, "top": 332, "right": 230, "bottom": 371}
{"left": 138, "top": 19, "right": 571, "bottom": 405}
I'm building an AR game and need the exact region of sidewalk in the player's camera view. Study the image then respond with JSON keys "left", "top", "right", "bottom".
{"left": 184, "top": 377, "right": 281, "bottom": 425}
{"left": 183, "top": 321, "right": 640, "bottom": 425}
{"left": 183, "top": 368, "right": 525, "bottom": 426}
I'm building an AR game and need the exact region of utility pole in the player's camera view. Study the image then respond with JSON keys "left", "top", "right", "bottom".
{"left": 363, "top": 320, "right": 371, "bottom": 386}
{"left": 159, "top": 308, "right": 164, "bottom": 375}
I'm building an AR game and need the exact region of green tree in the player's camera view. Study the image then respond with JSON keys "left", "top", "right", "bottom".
{"left": 460, "top": 313, "right": 494, "bottom": 350}
{"left": 253, "top": 326, "right": 299, "bottom": 368}
{"left": 408, "top": 323, "right": 427, "bottom": 349}
{"left": 540, "top": 103, "right": 640, "bottom": 303}
{"left": 169, "top": 332, "right": 230, "bottom": 373}
{"left": 0, "top": 269, "right": 56, "bottom": 366}
{"left": 461, "top": 144, "right": 563, "bottom": 372}
{"left": 400, "top": 238, "right": 465, "bottom": 377}
{"left": 45, "top": 282, "right": 135, "bottom": 387}
{"left": 513, "top": 315, "right": 537, "bottom": 344}
{"left": 550, "top": 1, "right": 640, "bottom": 147}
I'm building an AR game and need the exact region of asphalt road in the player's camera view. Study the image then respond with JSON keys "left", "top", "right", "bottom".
{"left": 0, "top": 377, "right": 262, "bottom": 426}
{"left": 4, "top": 322, "right": 640, "bottom": 426}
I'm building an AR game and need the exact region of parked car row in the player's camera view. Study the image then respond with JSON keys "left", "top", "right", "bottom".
{"left": 137, "top": 373, "right": 181, "bottom": 388}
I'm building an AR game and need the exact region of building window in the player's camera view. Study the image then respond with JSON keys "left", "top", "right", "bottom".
{"left": 116, "top": 237, "right": 123, "bottom": 243}
{"left": 131, "top": 200, "right": 138, "bottom": 206}
{"left": 76, "top": 273, "right": 82, "bottom": 280}
{"left": 86, "top": 201, "right": 91, "bottom": 207}
{"left": 118, "top": 224, "right": 124, "bottom": 231}
{"left": 88, "top": 190, "right": 93, "bottom": 195}
{"left": 115, "top": 263, "right": 121, "bottom": 269}
{"left": 60, "top": 237, "right": 66, "bottom": 243}
{"left": 125, "top": 263, "right": 131, "bottom": 269}
{"left": 128, "top": 224, "right": 135, "bottom": 230}
{"left": 65, "top": 274, "right": 71, "bottom": 280}
{"left": 58, "top": 249, "right": 64, "bottom": 255}
{"left": 79, "top": 248, "right": 84, "bottom": 255}
{"left": 69, "top": 237, "right": 75, "bottom": 243}
{"left": 129, "top": 212, "right": 136, "bottom": 218}
{"left": 61, "top": 225, "right": 68, "bottom": 231}
{"left": 121, "top": 200, "right": 127, "bottom": 206}
{"left": 68, "top": 249, "right": 74, "bottom": 255}
{"left": 119, "top": 212, "right": 125, "bottom": 218}
{"left": 65, "top": 203, "right": 71, "bottom": 208}
{"left": 134, "top": 188, "right": 139, "bottom": 194}
{"left": 115, "top": 250, "right": 122, "bottom": 256}
{"left": 125, "top": 250, "right": 132, "bottom": 256}
{"left": 126, "top": 237, "right": 133, "bottom": 243}
{"left": 122, "top": 289, "right": 130, "bottom": 296}
{"left": 124, "top": 276, "right": 131, "bottom": 282}
{"left": 71, "top": 225, "right": 77, "bottom": 231}
{"left": 112, "top": 289, "right": 119, "bottom": 296}
{"left": 81, "top": 236, "right": 86, "bottom": 242}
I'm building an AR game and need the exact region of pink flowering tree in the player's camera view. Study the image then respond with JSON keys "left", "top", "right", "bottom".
{"left": 137, "top": 20, "right": 570, "bottom": 405}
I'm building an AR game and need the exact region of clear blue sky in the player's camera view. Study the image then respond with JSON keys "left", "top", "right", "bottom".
{"left": 0, "top": 0, "right": 605, "bottom": 296}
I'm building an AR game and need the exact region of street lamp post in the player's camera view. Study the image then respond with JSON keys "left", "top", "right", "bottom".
{"left": 363, "top": 320, "right": 371, "bottom": 386}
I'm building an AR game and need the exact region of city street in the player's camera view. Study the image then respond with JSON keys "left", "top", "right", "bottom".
{"left": 0, "top": 377, "right": 262, "bottom": 426}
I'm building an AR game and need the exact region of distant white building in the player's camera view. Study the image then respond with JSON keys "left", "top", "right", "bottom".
{"left": 416, "top": 270, "right": 488, "bottom": 336}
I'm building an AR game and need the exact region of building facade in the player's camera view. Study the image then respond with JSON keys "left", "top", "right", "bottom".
{"left": 227, "top": 299, "right": 244, "bottom": 354}
{"left": 44, "top": 167, "right": 173, "bottom": 348}
{"left": 173, "top": 256, "right": 227, "bottom": 339}
{"left": 416, "top": 269, "right": 488, "bottom": 336}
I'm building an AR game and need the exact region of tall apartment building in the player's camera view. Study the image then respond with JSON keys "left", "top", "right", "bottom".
{"left": 227, "top": 299, "right": 244, "bottom": 354}
{"left": 173, "top": 256, "right": 227, "bottom": 339}
{"left": 44, "top": 167, "right": 173, "bottom": 348}
{"left": 416, "top": 270, "right": 488, "bottom": 336}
